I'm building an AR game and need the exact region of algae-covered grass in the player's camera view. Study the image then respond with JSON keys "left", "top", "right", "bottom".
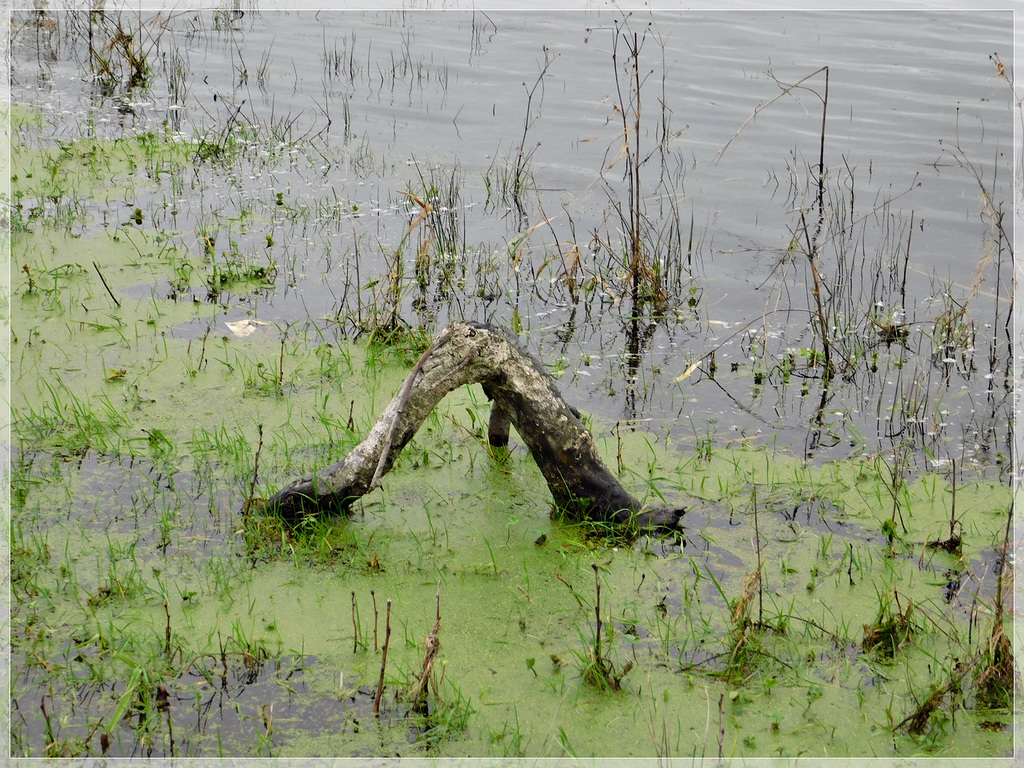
{"left": 9, "top": 7, "right": 1015, "bottom": 761}
{"left": 12, "top": 337, "right": 1014, "bottom": 756}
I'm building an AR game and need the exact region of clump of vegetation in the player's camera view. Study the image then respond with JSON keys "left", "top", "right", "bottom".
{"left": 203, "top": 236, "right": 278, "bottom": 297}
{"left": 574, "top": 564, "right": 632, "bottom": 692}
{"left": 975, "top": 623, "right": 1014, "bottom": 710}
{"left": 862, "top": 591, "right": 918, "bottom": 660}
{"left": 895, "top": 661, "right": 969, "bottom": 737}
{"left": 365, "top": 321, "right": 433, "bottom": 362}
{"left": 973, "top": 506, "right": 1016, "bottom": 710}
{"left": 373, "top": 584, "right": 476, "bottom": 748}
{"left": 405, "top": 583, "right": 445, "bottom": 711}
{"left": 83, "top": 11, "right": 156, "bottom": 91}
{"left": 720, "top": 569, "right": 763, "bottom": 682}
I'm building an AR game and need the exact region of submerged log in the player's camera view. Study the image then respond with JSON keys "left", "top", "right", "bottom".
{"left": 263, "top": 321, "right": 684, "bottom": 532}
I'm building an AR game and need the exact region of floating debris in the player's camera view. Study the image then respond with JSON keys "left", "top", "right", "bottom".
{"left": 225, "top": 319, "right": 270, "bottom": 338}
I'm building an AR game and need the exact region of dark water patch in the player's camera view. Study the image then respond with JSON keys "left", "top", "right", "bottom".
{"left": 12, "top": 653, "right": 324, "bottom": 758}
{"left": 14, "top": 449, "right": 237, "bottom": 566}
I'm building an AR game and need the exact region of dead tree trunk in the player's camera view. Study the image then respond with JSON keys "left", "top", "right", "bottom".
{"left": 263, "top": 321, "right": 684, "bottom": 532}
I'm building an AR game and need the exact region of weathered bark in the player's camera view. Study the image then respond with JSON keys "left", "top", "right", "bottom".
{"left": 263, "top": 321, "right": 684, "bottom": 532}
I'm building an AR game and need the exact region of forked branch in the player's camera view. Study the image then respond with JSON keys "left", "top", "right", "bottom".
{"left": 262, "top": 321, "right": 684, "bottom": 532}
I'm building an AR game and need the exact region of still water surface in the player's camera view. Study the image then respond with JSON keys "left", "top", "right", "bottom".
{"left": 11, "top": 7, "right": 1013, "bottom": 461}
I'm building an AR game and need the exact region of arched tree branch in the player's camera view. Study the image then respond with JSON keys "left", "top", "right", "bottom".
{"left": 262, "top": 321, "right": 684, "bottom": 532}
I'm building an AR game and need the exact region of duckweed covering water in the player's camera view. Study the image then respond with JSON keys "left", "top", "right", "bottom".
{"left": 10, "top": 308, "right": 1015, "bottom": 757}
{"left": 8, "top": 6, "right": 1017, "bottom": 763}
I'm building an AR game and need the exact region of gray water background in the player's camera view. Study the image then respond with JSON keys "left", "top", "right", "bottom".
{"left": 10, "top": 7, "right": 1014, "bottom": 467}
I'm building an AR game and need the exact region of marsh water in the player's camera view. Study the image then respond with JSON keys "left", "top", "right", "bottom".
{"left": 13, "top": 9, "right": 1016, "bottom": 451}
{"left": 8, "top": 7, "right": 1016, "bottom": 762}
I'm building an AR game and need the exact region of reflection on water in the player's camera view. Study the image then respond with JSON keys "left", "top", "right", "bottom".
{"left": 10, "top": 8, "right": 1012, "bottom": 469}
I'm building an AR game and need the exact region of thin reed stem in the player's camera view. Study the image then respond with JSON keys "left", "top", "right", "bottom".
{"left": 374, "top": 599, "right": 392, "bottom": 717}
